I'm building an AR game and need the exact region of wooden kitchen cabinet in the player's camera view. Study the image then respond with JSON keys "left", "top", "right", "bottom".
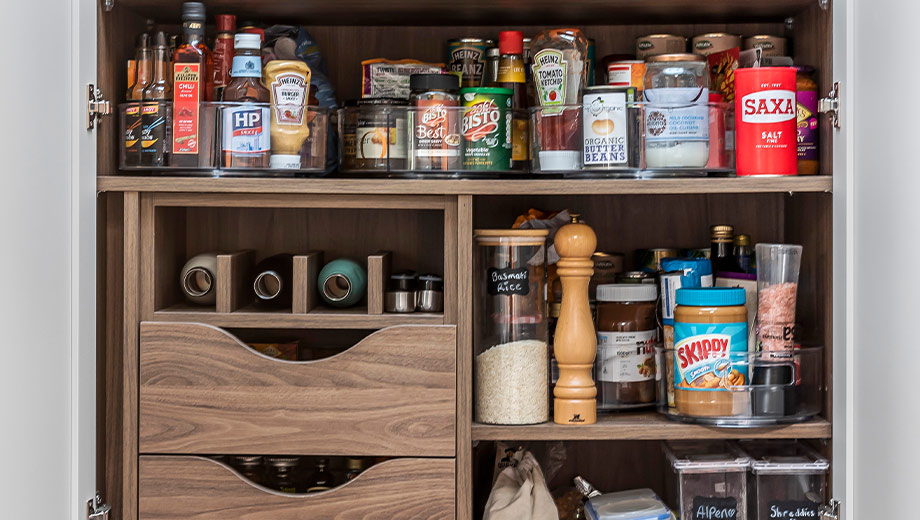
{"left": 91, "top": 1, "right": 843, "bottom": 519}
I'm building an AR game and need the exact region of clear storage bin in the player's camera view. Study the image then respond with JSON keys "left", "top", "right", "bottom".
{"left": 585, "top": 488, "right": 674, "bottom": 520}
{"left": 657, "top": 345, "right": 823, "bottom": 427}
{"left": 738, "top": 441, "right": 829, "bottom": 520}
{"left": 119, "top": 102, "right": 329, "bottom": 175}
{"left": 665, "top": 441, "right": 750, "bottom": 520}
{"left": 473, "top": 229, "right": 549, "bottom": 425}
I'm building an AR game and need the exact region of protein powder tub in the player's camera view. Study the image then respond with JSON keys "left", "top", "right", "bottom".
{"left": 595, "top": 283, "right": 659, "bottom": 410}
{"left": 673, "top": 287, "right": 748, "bottom": 417}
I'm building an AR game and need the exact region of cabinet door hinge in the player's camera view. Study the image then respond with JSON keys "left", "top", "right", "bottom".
{"left": 819, "top": 81, "right": 840, "bottom": 130}
{"left": 820, "top": 498, "right": 841, "bottom": 520}
{"left": 87, "top": 492, "right": 111, "bottom": 520}
{"left": 87, "top": 84, "right": 112, "bottom": 130}
{"left": 102, "top": 0, "right": 114, "bottom": 12}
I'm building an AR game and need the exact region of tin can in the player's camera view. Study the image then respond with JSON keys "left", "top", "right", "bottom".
{"left": 692, "top": 33, "right": 742, "bottom": 56}
{"left": 616, "top": 271, "right": 656, "bottom": 284}
{"left": 582, "top": 85, "right": 637, "bottom": 169}
{"left": 743, "top": 35, "right": 787, "bottom": 57}
{"left": 460, "top": 87, "right": 513, "bottom": 170}
{"left": 590, "top": 251, "right": 625, "bottom": 299}
{"left": 734, "top": 67, "right": 797, "bottom": 176}
{"left": 607, "top": 60, "right": 645, "bottom": 91}
{"left": 448, "top": 39, "right": 494, "bottom": 88}
{"left": 637, "top": 248, "right": 679, "bottom": 273}
{"left": 587, "top": 38, "right": 596, "bottom": 86}
{"left": 636, "top": 34, "right": 687, "bottom": 60}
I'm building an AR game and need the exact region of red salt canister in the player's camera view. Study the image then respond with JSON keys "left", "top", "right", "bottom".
{"left": 734, "top": 67, "right": 797, "bottom": 176}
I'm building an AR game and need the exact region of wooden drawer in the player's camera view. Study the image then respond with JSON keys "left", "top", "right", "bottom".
{"left": 139, "top": 455, "right": 456, "bottom": 520}
{"left": 139, "top": 322, "right": 456, "bottom": 456}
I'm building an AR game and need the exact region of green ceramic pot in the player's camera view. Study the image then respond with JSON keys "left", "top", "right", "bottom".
{"left": 317, "top": 258, "right": 367, "bottom": 308}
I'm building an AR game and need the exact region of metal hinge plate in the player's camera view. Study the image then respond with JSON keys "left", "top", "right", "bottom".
{"left": 820, "top": 498, "right": 841, "bottom": 520}
{"left": 819, "top": 81, "right": 840, "bottom": 130}
{"left": 102, "top": 0, "right": 114, "bottom": 12}
{"left": 86, "top": 84, "right": 112, "bottom": 130}
{"left": 87, "top": 492, "right": 111, "bottom": 520}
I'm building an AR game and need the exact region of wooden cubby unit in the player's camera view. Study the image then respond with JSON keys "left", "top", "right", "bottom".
{"left": 96, "top": 1, "right": 837, "bottom": 519}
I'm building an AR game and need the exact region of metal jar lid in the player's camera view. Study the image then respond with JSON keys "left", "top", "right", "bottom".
{"left": 646, "top": 53, "right": 706, "bottom": 63}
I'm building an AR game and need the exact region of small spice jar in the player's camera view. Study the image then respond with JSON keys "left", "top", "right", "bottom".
{"left": 408, "top": 73, "right": 461, "bottom": 172}
{"left": 643, "top": 54, "right": 710, "bottom": 169}
{"left": 665, "top": 441, "right": 751, "bottom": 520}
{"left": 339, "top": 98, "right": 408, "bottom": 172}
{"left": 795, "top": 66, "right": 819, "bottom": 175}
{"left": 595, "top": 283, "right": 659, "bottom": 410}
{"left": 230, "top": 455, "right": 265, "bottom": 485}
{"left": 474, "top": 229, "right": 549, "bottom": 425}
{"left": 385, "top": 271, "right": 418, "bottom": 313}
{"left": 417, "top": 273, "right": 444, "bottom": 313}
{"left": 264, "top": 456, "right": 302, "bottom": 493}
{"left": 673, "top": 287, "right": 748, "bottom": 416}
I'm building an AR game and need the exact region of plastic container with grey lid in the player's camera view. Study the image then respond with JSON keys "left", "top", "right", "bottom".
{"left": 585, "top": 488, "right": 674, "bottom": 520}
{"left": 665, "top": 441, "right": 750, "bottom": 520}
{"left": 738, "top": 440, "right": 829, "bottom": 520}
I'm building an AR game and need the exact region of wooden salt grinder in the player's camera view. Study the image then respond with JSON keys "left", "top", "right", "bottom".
{"left": 553, "top": 215, "right": 598, "bottom": 425}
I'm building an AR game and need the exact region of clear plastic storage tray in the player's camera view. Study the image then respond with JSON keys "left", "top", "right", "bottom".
{"left": 738, "top": 440, "right": 829, "bottom": 520}
{"left": 119, "top": 102, "right": 330, "bottom": 176}
{"left": 530, "top": 102, "right": 734, "bottom": 176}
{"left": 664, "top": 441, "right": 750, "bottom": 520}
{"left": 657, "top": 346, "right": 823, "bottom": 427}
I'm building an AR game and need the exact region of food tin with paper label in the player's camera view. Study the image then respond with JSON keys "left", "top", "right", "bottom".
{"left": 582, "top": 85, "right": 638, "bottom": 170}
{"left": 460, "top": 87, "right": 513, "bottom": 170}
{"left": 673, "top": 287, "right": 748, "bottom": 416}
{"left": 734, "top": 67, "right": 797, "bottom": 176}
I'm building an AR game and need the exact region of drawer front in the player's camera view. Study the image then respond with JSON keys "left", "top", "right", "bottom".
{"left": 139, "top": 323, "right": 456, "bottom": 456}
{"left": 139, "top": 455, "right": 456, "bottom": 520}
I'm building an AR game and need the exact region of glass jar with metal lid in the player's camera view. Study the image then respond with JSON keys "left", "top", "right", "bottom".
{"left": 230, "top": 455, "right": 265, "bottom": 485}
{"left": 339, "top": 98, "right": 408, "bottom": 173}
{"left": 642, "top": 53, "right": 710, "bottom": 169}
{"left": 264, "top": 456, "right": 302, "bottom": 493}
{"left": 408, "top": 73, "right": 462, "bottom": 172}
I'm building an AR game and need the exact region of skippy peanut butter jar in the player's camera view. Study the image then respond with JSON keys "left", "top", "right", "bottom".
{"left": 673, "top": 287, "right": 748, "bottom": 416}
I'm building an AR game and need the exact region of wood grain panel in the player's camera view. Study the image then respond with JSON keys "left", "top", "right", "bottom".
{"left": 216, "top": 250, "right": 254, "bottom": 313}
{"left": 139, "top": 455, "right": 456, "bottom": 520}
{"left": 367, "top": 251, "right": 392, "bottom": 315}
{"left": 140, "top": 323, "right": 457, "bottom": 456}
{"left": 151, "top": 305, "right": 444, "bottom": 329}
{"left": 456, "top": 195, "right": 474, "bottom": 520}
{"left": 293, "top": 252, "right": 323, "bottom": 314}
{"left": 123, "top": 192, "right": 141, "bottom": 520}
{"left": 98, "top": 176, "right": 833, "bottom": 195}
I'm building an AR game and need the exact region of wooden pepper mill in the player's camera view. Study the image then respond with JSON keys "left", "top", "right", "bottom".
{"left": 553, "top": 214, "right": 598, "bottom": 425}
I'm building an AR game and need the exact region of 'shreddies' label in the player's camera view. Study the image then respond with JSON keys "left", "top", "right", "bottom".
{"left": 173, "top": 63, "right": 201, "bottom": 155}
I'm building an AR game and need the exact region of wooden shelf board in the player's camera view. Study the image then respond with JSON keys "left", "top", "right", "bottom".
{"left": 115, "top": 0, "right": 814, "bottom": 25}
{"left": 152, "top": 302, "right": 445, "bottom": 329}
{"left": 98, "top": 175, "right": 832, "bottom": 196}
{"left": 471, "top": 413, "right": 832, "bottom": 441}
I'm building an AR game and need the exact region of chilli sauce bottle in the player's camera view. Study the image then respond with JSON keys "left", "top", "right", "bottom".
{"left": 212, "top": 14, "right": 236, "bottom": 100}
{"left": 492, "top": 30, "right": 529, "bottom": 170}
{"left": 140, "top": 32, "right": 172, "bottom": 167}
{"left": 221, "top": 33, "right": 271, "bottom": 169}
{"left": 171, "top": 2, "right": 214, "bottom": 168}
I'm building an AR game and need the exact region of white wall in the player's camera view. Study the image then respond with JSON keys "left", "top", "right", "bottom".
{"left": 854, "top": 0, "right": 920, "bottom": 515}
{"left": 0, "top": 0, "right": 76, "bottom": 518}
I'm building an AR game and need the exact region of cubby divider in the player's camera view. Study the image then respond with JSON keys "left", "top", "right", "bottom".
{"left": 216, "top": 250, "right": 255, "bottom": 314}
{"left": 293, "top": 252, "right": 324, "bottom": 314}
{"left": 367, "top": 251, "right": 392, "bottom": 315}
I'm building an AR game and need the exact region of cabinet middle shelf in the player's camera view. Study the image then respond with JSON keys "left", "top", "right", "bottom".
{"left": 471, "top": 414, "right": 831, "bottom": 441}
{"left": 153, "top": 303, "right": 446, "bottom": 329}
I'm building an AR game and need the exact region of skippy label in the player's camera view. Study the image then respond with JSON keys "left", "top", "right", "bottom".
{"left": 673, "top": 321, "right": 748, "bottom": 391}
{"left": 532, "top": 49, "right": 568, "bottom": 107}
{"left": 643, "top": 87, "right": 709, "bottom": 142}
{"left": 222, "top": 105, "right": 271, "bottom": 154}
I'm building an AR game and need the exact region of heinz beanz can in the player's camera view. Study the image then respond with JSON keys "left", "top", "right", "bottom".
{"left": 448, "top": 39, "right": 494, "bottom": 88}
{"left": 734, "top": 67, "right": 797, "bottom": 176}
{"left": 460, "top": 87, "right": 513, "bottom": 170}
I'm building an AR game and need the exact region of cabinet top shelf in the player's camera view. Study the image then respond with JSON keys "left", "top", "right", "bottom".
{"left": 98, "top": 175, "right": 832, "bottom": 196}
{"left": 115, "top": 0, "right": 815, "bottom": 25}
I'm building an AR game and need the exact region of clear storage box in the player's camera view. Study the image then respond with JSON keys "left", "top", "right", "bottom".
{"left": 665, "top": 441, "right": 750, "bottom": 520}
{"left": 738, "top": 441, "right": 829, "bottom": 520}
{"left": 585, "top": 488, "right": 674, "bottom": 520}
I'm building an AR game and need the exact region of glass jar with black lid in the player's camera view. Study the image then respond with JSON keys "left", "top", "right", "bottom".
{"left": 408, "top": 73, "right": 461, "bottom": 172}
{"left": 339, "top": 97, "right": 408, "bottom": 173}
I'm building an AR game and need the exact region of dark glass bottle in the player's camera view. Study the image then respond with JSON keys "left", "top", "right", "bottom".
{"left": 265, "top": 456, "right": 302, "bottom": 493}
{"left": 171, "top": 2, "right": 214, "bottom": 167}
{"left": 305, "top": 458, "right": 336, "bottom": 493}
{"left": 252, "top": 254, "right": 294, "bottom": 308}
{"left": 230, "top": 456, "right": 265, "bottom": 485}
{"left": 710, "top": 224, "right": 736, "bottom": 274}
{"left": 733, "top": 234, "right": 753, "bottom": 273}
{"left": 124, "top": 34, "right": 151, "bottom": 167}
{"left": 345, "top": 458, "right": 364, "bottom": 481}
{"left": 491, "top": 31, "right": 529, "bottom": 170}
{"left": 141, "top": 32, "right": 172, "bottom": 167}
{"left": 222, "top": 33, "right": 271, "bottom": 168}
{"left": 212, "top": 14, "right": 236, "bottom": 100}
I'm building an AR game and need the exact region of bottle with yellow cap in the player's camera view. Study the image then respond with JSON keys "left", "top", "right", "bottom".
{"left": 733, "top": 234, "right": 753, "bottom": 273}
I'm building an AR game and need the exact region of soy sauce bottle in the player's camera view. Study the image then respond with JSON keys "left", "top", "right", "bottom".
{"left": 141, "top": 32, "right": 171, "bottom": 167}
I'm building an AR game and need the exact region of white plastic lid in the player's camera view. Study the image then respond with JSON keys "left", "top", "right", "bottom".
{"left": 740, "top": 441, "right": 830, "bottom": 475}
{"left": 585, "top": 489, "right": 673, "bottom": 520}
{"left": 270, "top": 154, "right": 302, "bottom": 169}
{"left": 234, "top": 33, "right": 262, "bottom": 50}
{"left": 597, "top": 283, "right": 658, "bottom": 302}
{"left": 665, "top": 442, "right": 750, "bottom": 473}
{"left": 538, "top": 150, "right": 581, "bottom": 170}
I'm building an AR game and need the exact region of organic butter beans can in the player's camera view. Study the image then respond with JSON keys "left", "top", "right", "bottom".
{"left": 582, "top": 85, "right": 637, "bottom": 170}
{"left": 460, "top": 87, "right": 513, "bottom": 170}
{"left": 734, "top": 67, "right": 797, "bottom": 176}
{"left": 636, "top": 34, "right": 687, "bottom": 60}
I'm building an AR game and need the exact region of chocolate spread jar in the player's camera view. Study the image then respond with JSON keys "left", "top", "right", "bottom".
{"left": 595, "top": 283, "right": 659, "bottom": 410}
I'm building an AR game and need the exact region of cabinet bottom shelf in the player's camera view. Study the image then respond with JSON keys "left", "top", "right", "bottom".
{"left": 471, "top": 412, "right": 831, "bottom": 441}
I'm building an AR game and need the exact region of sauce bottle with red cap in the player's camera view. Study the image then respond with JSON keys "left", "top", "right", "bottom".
{"left": 492, "top": 30, "right": 530, "bottom": 170}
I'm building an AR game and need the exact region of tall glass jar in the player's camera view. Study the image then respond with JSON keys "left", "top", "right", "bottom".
{"left": 474, "top": 229, "right": 549, "bottom": 425}
{"left": 407, "top": 73, "right": 461, "bottom": 172}
{"left": 643, "top": 54, "right": 710, "bottom": 168}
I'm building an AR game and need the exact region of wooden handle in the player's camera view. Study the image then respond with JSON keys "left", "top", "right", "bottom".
{"left": 552, "top": 219, "right": 598, "bottom": 425}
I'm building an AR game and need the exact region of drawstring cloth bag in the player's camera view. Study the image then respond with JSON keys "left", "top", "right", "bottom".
{"left": 484, "top": 451, "right": 559, "bottom": 520}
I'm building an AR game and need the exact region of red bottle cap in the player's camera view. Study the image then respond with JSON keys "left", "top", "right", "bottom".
{"left": 499, "top": 31, "right": 524, "bottom": 55}
{"left": 216, "top": 14, "right": 236, "bottom": 33}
